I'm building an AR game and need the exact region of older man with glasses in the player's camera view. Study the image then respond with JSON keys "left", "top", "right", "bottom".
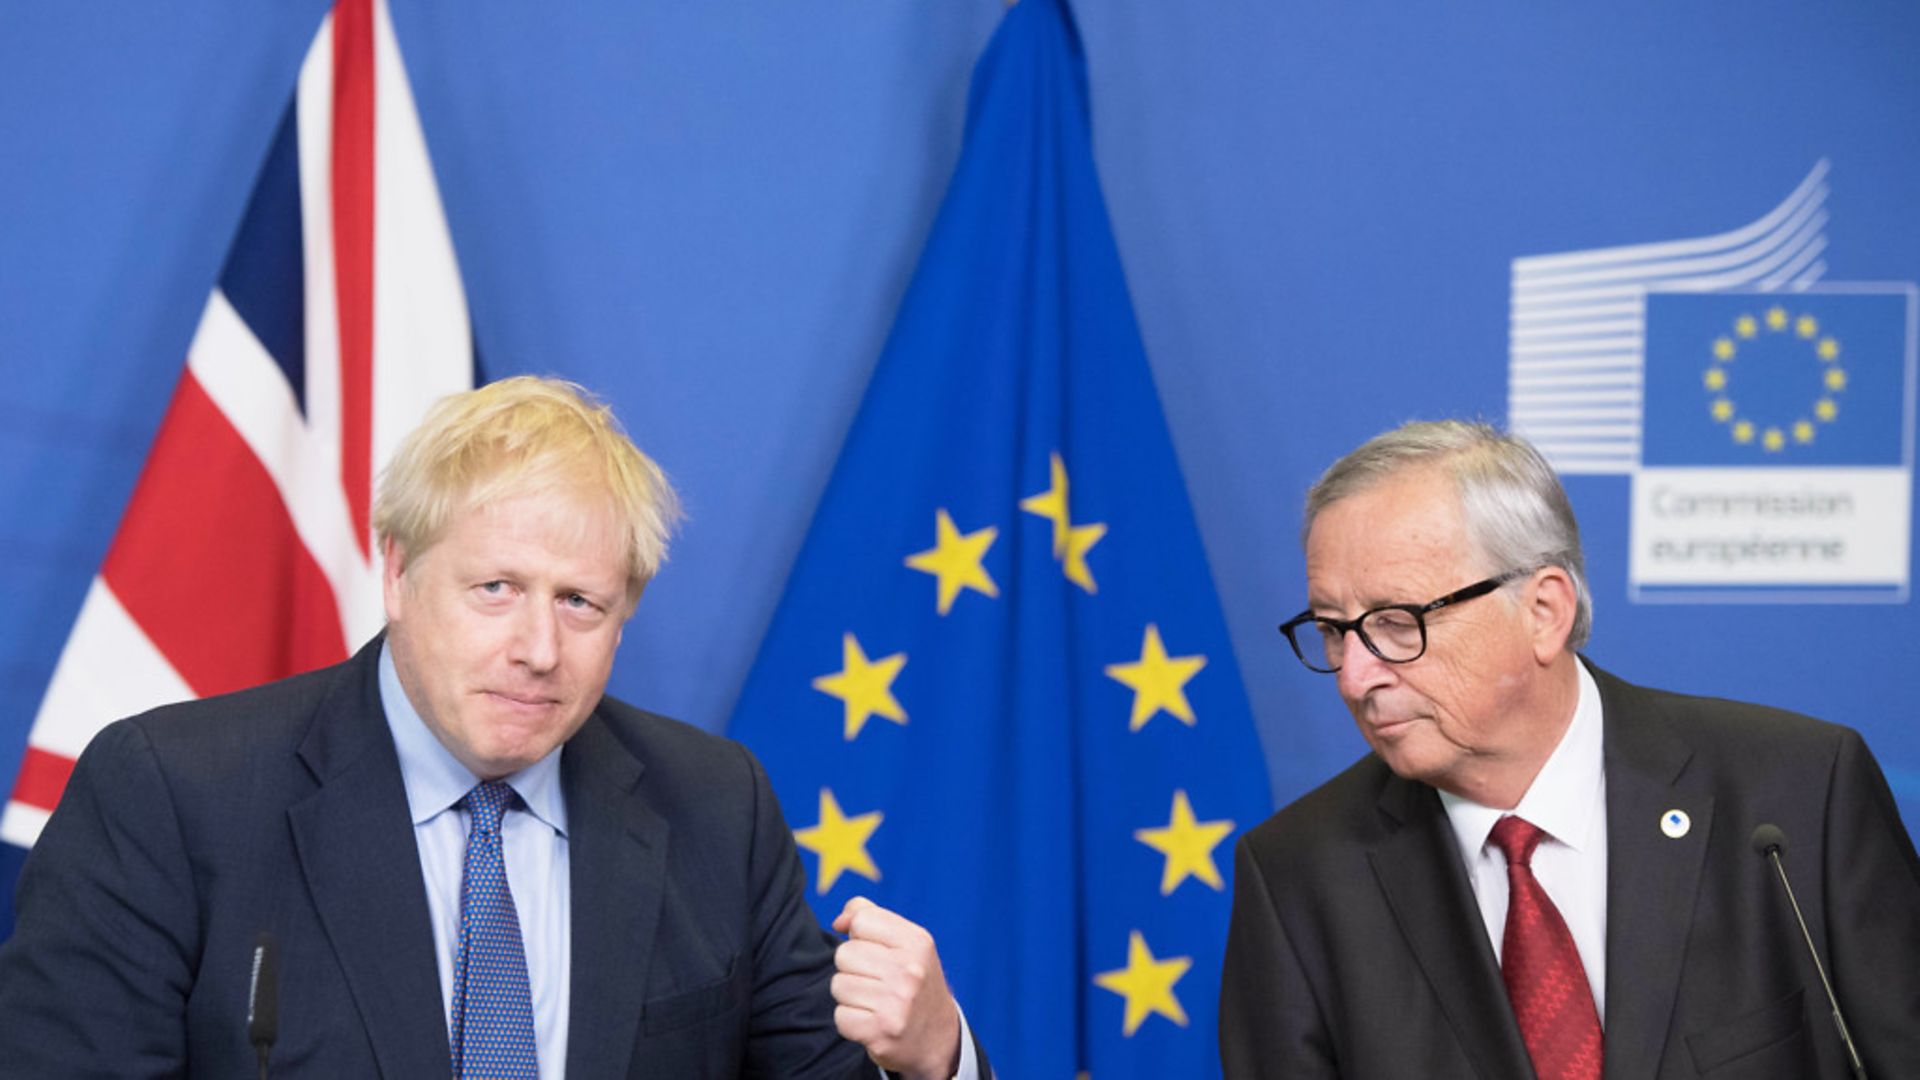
{"left": 1219, "top": 420, "right": 1920, "bottom": 1080}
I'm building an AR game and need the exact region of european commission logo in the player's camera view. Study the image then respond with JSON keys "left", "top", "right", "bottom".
{"left": 1508, "top": 161, "right": 1917, "bottom": 602}
{"left": 1642, "top": 290, "right": 1908, "bottom": 467}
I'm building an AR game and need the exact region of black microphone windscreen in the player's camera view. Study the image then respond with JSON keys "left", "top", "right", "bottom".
{"left": 248, "top": 932, "right": 280, "bottom": 1048}
{"left": 1750, "top": 823, "right": 1789, "bottom": 857}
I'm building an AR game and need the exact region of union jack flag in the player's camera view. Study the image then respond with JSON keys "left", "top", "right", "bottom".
{"left": 1, "top": 0, "right": 472, "bottom": 855}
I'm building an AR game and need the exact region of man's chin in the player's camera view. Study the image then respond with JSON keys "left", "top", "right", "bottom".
{"left": 461, "top": 717, "right": 572, "bottom": 777}
{"left": 466, "top": 744, "right": 551, "bottom": 780}
{"left": 1368, "top": 729, "right": 1449, "bottom": 783}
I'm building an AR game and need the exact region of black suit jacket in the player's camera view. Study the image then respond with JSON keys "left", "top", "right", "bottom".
{"left": 0, "top": 638, "right": 919, "bottom": 1078}
{"left": 1220, "top": 662, "right": 1920, "bottom": 1079}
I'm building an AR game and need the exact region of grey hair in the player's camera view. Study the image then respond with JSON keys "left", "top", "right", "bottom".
{"left": 1302, "top": 420, "right": 1593, "bottom": 650}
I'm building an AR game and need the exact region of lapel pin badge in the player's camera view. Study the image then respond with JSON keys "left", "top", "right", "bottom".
{"left": 1660, "top": 809, "right": 1691, "bottom": 839}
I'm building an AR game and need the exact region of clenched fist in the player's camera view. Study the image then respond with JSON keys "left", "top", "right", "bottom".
{"left": 831, "top": 896, "right": 962, "bottom": 1080}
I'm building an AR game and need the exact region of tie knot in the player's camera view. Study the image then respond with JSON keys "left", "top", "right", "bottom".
{"left": 1489, "top": 814, "right": 1547, "bottom": 868}
{"left": 463, "top": 780, "right": 517, "bottom": 835}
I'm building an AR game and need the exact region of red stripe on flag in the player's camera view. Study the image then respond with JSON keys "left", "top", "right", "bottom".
{"left": 332, "top": 0, "right": 376, "bottom": 558}
{"left": 101, "top": 372, "right": 350, "bottom": 698}
{"left": 11, "top": 747, "right": 76, "bottom": 814}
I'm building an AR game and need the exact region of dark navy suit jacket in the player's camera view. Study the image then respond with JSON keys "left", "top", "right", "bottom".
{"left": 1219, "top": 662, "right": 1920, "bottom": 1079}
{"left": 0, "top": 637, "right": 900, "bottom": 1078}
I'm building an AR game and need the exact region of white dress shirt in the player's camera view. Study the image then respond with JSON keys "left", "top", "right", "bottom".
{"left": 1439, "top": 662, "right": 1609, "bottom": 1023}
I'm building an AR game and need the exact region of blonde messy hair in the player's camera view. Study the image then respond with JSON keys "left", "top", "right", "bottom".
{"left": 373, "top": 376, "right": 682, "bottom": 595}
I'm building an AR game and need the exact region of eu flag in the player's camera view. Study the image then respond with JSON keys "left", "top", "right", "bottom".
{"left": 727, "top": 1, "right": 1272, "bottom": 1075}
{"left": 1642, "top": 289, "right": 1912, "bottom": 467}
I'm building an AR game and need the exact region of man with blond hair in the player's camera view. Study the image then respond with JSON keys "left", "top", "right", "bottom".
{"left": 0, "top": 376, "right": 987, "bottom": 1079}
{"left": 1220, "top": 420, "right": 1920, "bottom": 1079}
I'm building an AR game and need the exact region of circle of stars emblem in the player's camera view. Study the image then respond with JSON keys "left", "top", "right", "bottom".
{"left": 1703, "top": 304, "right": 1845, "bottom": 453}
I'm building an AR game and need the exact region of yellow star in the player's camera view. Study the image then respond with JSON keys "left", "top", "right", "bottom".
{"left": 1710, "top": 398, "right": 1735, "bottom": 422}
{"left": 1793, "top": 420, "right": 1815, "bottom": 444}
{"left": 1093, "top": 931, "right": 1191, "bottom": 1036}
{"left": 1765, "top": 306, "right": 1789, "bottom": 331}
{"left": 905, "top": 509, "right": 999, "bottom": 615}
{"left": 1135, "top": 790, "right": 1234, "bottom": 895}
{"left": 1105, "top": 624, "right": 1207, "bottom": 732}
{"left": 1735, "top": 314, "right": 1758, "bottom": 339}
{"left": 1733, "top": 420, "right": 1755, "bottom": 444}
{"left": 1704, "top": 368, "right": 1727, "bottom": 391}
{"left": 793, "top": 789, "right": 882, "bottom": 893}
{"left": 1796, "top": 314, "right": 1819, "bottom": 339}
{"left": 1816, "top": 397, "right": 1838, "bottom": 422}
{"left": 1021, "top": 451, "right": 1106, "bottom": 594}
{"left": 1763, "top": 427, "right": 1785, "bottom": 452}
{"left": 812, "top": 633, "right": 907, "bottom": 740}
{"left": 1825, "top": 367, "right": 1848, "bottom": 392}
{"left": 1818, "top": 337, "right": 1841, "bottom": 362}
{"left": 1712, "top": 337, "right": 1736, "bottom": 361}
{"left": 1020, "top": 452, "right": 1074, "bottom": 557}
{"left": 1062, "top": 521, "right": 1106, "bottom": 594}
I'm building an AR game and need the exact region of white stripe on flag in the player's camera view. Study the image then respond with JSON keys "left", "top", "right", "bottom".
{"left": 3, "top": 580, "right": 194, "bottom": 847}
{"left": 186, "top": 290, "right": 376, "bottom": 647}
{"left": 0, "top": 805, "right": 50, "bottom": 850}
{"left": 296, "top": 11, "right": 345, "bottom": 511}
{"left": 370, "top": 0, "right": 473, "bottom": 511}
{"left": 20, "top": 580, "right": 193, "bottom": 761}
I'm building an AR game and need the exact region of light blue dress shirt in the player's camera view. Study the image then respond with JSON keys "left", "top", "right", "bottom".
{"left": 379, "top": 643, "right": 978, "bottom": 1079}
{"left": 380, "top": 644, "right": 572, "bottom": 1080}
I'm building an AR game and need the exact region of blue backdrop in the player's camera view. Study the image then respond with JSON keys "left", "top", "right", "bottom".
{"left": 2, "top": 1, "right": 1915, "bottom": 872}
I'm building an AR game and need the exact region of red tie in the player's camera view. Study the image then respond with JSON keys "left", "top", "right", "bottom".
{"left": 1489, "top": 815, "right": 1603, "bottom": 1080}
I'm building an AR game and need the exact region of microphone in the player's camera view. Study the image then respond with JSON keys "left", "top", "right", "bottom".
{"left": 1749, "top": 825, "right": 1867, "bottom": 1079}
{"left": 247, "top": 932, "right": 280, "bottom": 1080}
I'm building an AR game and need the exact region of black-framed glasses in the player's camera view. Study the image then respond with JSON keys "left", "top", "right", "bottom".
{"left": 1277, "top": 568, "right": 1532, "bottom": 673}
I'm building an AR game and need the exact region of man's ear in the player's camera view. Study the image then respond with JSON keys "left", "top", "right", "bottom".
{"left": 1525, "top": 565, "right": 1578, "bottom": 664}
{"left": 381, "top": 536, "right": 410, "bottom": 623}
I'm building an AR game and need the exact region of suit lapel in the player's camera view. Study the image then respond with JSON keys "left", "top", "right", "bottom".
{"left": 287, "top": 641, "right": 450, "bottom": 1078}
{"left": 1368, "top": 774, "right": 1536, "bottom": 1080}
{"left": 561, "top": 715, "right": 671, "bottom": 1080}
{"left": 1591, "top": 664, "right": 1712, "bottom": 1080}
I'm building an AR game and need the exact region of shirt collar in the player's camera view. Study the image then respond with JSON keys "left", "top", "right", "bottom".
{"left": 1439, "top": 661, "right": 1605, "bottom": 858}
{"left": 378, "top": 640, "right": 568, "bottom": 837}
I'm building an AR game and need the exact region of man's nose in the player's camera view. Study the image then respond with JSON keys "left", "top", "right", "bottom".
{"left": 511, "top": 599, "right": 561, "bottom": 672}
{"left": 1334, "top": 628, "right": 1393, "bottom": 701}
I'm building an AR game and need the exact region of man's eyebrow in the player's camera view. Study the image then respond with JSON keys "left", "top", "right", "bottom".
{"left": 1306, "top": 595, "right": 1358, "bottom": 617}
{"left": 560, "top": 578, "right": 626, "bottom": 603}
{"left": 1308, "top": 588, "right": 1413, "bottom": 616}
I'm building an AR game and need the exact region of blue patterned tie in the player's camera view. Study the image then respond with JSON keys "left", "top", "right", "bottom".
{"left": 450, "top": 781, "right": 539, "bottom": 1079}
